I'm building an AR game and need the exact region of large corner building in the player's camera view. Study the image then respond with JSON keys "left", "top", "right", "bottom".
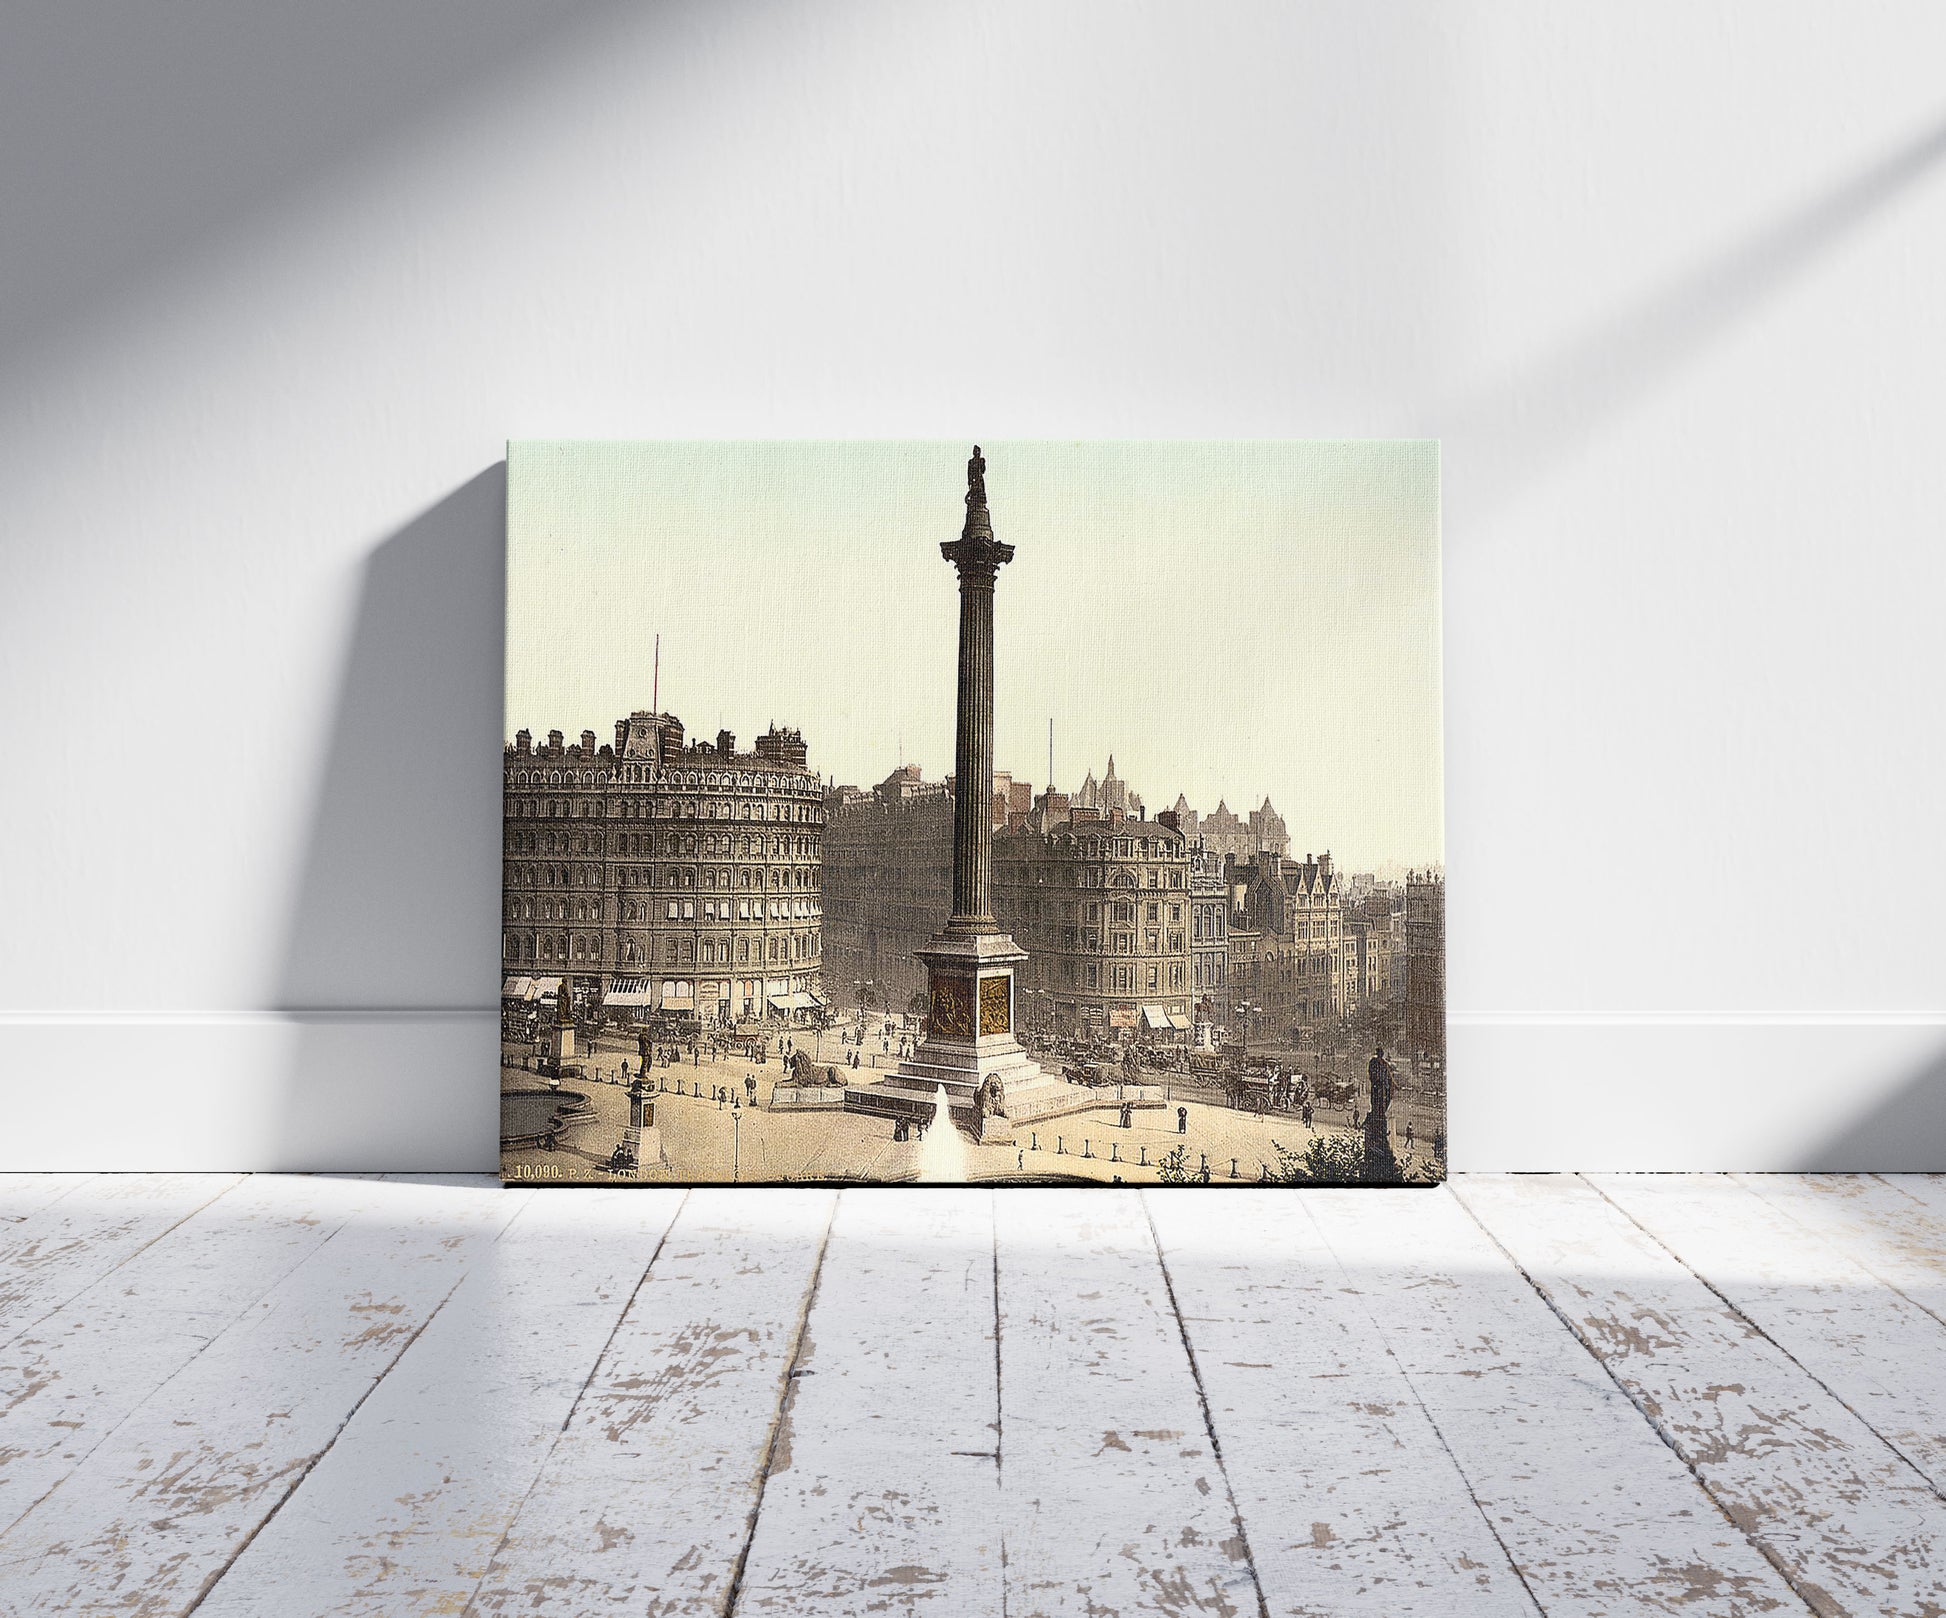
{"left": 502, "top": 712, "right": 825, "bottom": 1021}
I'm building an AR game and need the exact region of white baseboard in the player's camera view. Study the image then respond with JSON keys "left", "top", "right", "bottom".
{"left": 0, "top": 1012, "right": 1940, "bottom": 1172}
{"left": 1450, "top": 1015, "right": 1946, "bottom": 1171}
{"left": 0, "top": 1013, "right": 499, "bottom": 1173}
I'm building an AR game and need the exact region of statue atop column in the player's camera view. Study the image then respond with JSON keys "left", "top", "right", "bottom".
{"left": 954, "top": 442, "right": 999, "bottom": 550}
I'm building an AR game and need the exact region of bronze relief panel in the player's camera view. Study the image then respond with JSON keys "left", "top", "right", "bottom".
{"left": 929, "top": 973, "right": 976, "bottom": 1039}
{"left": 979, "top": 975, "right": 1011, "bottom": 1035}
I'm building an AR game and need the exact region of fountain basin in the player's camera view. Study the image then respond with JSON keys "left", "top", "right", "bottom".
{"left": 501, "top": 1088, "right": 593, "bottom": 1147}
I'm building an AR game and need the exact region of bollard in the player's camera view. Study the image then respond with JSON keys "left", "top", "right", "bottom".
{"left": 1230, "top": 1158, "right": 1238, "bottom": 1179}
{"left": 1030, "top": 1133, "right": 1039, "bottom": 1151}
{"left": 1083, "top": 1140, "right": 1092, "bottom": 1158}
{"left": 1110, "top": 1142, "right": 1120, "bottom": 1162}
{"left": 1140, "top": 1146, "right": 1148, "bottom": 1166}
{"left": 1057, "top": 1136, "right": 1065, "bottom": 1155}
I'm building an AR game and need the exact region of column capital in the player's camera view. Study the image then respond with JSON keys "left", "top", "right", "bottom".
{"left": 940, "top": 535, "right": 1014, "bottom": 578}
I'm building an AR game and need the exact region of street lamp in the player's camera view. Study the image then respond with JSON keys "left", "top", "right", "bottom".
{"left": 1234, "top": 1000, "right": 1259, "bottom": 1060}
{"left": 731, "top": 1106, "right": 742, "bottom": 1184}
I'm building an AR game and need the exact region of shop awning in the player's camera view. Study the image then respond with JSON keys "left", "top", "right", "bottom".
{"left": 501, "top": 976, "right": 530, "bottom": 999}
{"left": 768, "top": 991, "right": 816, "bottom": 1010}
{"left": 1140, "top": 1004, "right": 1170, "bottom": 1030}
{"left": 1166, "top": 1011, "right": 1192, "bottom": 1030}
{"left": 605, "top": 976, "right": 655, "bottom": 1008}
{"left": 804, "top": 988, "right": 829, "bottom": 1007}
{"left": 530, "top": 976, "right": 562, "bottom": 1001}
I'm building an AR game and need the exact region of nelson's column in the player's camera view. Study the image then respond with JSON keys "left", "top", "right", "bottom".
{"left": 845, "top": 446, "right": 1082, "bottom": 1143}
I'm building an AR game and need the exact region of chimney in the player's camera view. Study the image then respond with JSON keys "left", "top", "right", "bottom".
{"left": 581, "top": 729, "right": 597, "bottom": 756}
{"left": 515, "top": 729, "right": 532, "bottom": 755}
{"left": 546, "top": 729, "right": 564, "bottom": 757}
{"left": 1158, "top": 810, "right": 1180, "bottom": 832}
{"left": 615, "top": 720, "right": 628, "bottom": 754}
{"left": 717, "top": 728, "right": 736, "bottom": 757}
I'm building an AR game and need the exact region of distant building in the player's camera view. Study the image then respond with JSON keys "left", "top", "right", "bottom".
{"left": 1228, "top": 850, "right": 1343, "bottom": 1041}
{"left": 1187, "top": 844, "right": 1229, "bottom": 1021}
{"left": 1182, "top": 796, "right": 1290, "bottom": 862}
{"left": 991, "top": 771, "right": 1035, "bottom": 831}
{"left": 825, "top": 765, "right": 1194, "bottom": 1038}
{"left": 1405, "top": 870, "right": 1446, "bottom": 1064}
{"left": 821, "top": 767, "right": 953, "bottom": 1012}
{"left": 501, "top": 713, "right": 825, "bottom": 1022}
{"left": 998, "top": 816, "right": 1193, "bottom": 1040}
{"left": 1071, "top": 756, "right": 1145, "bottom": 823}
{"left": 1346, "top": 894, "right": 1405, "bottom": 1008}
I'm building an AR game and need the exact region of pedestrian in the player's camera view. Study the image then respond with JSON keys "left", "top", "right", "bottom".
{"left": 1176, "top": 1106, "right": 1188, "bottom": 1135}
{"left": 1404, "top": 1120, "right": 1415, "bottom": 1152}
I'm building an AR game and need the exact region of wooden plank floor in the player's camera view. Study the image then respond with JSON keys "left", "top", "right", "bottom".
{"left": 1, "top": 1177, "right": 1942, "bottom": 1616}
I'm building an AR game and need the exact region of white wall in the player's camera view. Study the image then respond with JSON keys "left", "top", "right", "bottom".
{"left": 4, "top": 1, "right": 1943, "bottom": 1171}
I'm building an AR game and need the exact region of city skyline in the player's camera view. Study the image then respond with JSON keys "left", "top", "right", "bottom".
{"left": 506, "top": 440, "right": 1442, "bottom": 873}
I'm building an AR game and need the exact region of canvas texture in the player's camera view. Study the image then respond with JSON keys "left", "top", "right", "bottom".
{"left": 501, "top": 441, "right": 1444, "bottom": 1185}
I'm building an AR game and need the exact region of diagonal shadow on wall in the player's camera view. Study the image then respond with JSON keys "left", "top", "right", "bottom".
{"left": 1792, "top": 1040, "right": 1946, "bottom": 1172}
{"left": 0, "top": 1, "right": 644, "bottom": 379}
{"left": 269, "top": 465, "right": 506, "bottom": 1170}
{"left": 1444, "top": 109, "right": 1946, "bottom": 519}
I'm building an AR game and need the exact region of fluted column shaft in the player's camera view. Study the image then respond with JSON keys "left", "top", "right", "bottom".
{"left": 949, "top": 562, "right": 998, "bottom": 928}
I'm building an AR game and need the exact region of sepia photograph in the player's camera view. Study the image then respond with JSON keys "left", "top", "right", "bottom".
{"left": 502, "top": 439, "right": 1444, "bottom": 1185}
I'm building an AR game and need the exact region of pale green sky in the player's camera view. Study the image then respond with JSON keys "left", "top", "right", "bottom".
{"left": 506, "top": 440, "right": 1442, "bottom": 874}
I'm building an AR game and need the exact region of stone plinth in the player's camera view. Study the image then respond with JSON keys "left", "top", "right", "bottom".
{"left": 843, "top": 929, "right": 1095, "bottom": 1144}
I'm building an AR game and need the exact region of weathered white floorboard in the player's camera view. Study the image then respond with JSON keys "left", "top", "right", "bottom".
{"left": 1460, "top": 1174, "right": 1946, "bottom": 1617}
{"left": 0, "top": 1173, "right": 244, "bottom": 1348}
{"left": 0, "top": 1175, "right": 526, "bottom": 1616}
{"left": 465, "top": 1188, "right": 837, "bottom": 1615}
{"left": 995, "top": 1191, "right": 1262, "bottom": 1618}
{"left": 0, "top": 1173, "right": 95, "bottom": 1222}
{"left": 13, "top": 1173, "right": 1946, "bottom": 1617}
{"left": 732, "top": 1189, "right": 1003, "bottom": 1616}
{"left": 1148, "top": 1191, "right": 1540, "bottom": 1616}
{"left": 1595, "top": 1173, "right": 1946, "bottom": 1499}
{"left": 1735, "top": 1175, "right": 1946, "bottom": 1325}
{"left": 0, "top": 1174, "right": 403, "bottom": 1535}
{"left": 1311, "top": 1188, "right": 1807, "bottom": 1616}
{"left": 191, "top": 1187, "right": 687, "bottom": 1618}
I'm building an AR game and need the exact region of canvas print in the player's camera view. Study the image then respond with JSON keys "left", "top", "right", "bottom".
{"left": 501, "top": 440, "right": 1444, "bottom": 1186}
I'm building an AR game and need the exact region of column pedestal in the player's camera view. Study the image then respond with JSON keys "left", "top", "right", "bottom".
{"left": 843, "top": 930, "right": 1095, "bottom": 1145}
